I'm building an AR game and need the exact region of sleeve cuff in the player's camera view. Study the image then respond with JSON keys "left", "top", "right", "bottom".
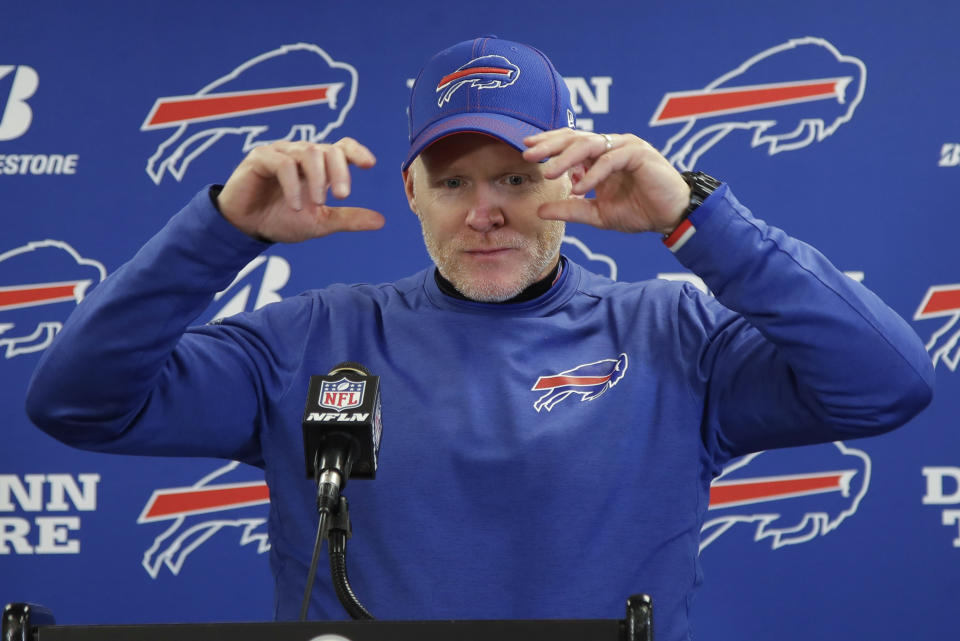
{"left": 661, "top": 183, "right": 732, "bottom": 255}
{"left": 663, "top": 218, "right": 697, "bottom": 253}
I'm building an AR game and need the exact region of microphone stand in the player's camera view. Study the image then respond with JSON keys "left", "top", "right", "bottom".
{"left": 300, "top": 453, "right": 374, "bottom": 621}
{"left": 299, "top": 457, "right": 334, "bottom": 621}
{"left": 327, "top": 496, "right": 374, "bottom": 620}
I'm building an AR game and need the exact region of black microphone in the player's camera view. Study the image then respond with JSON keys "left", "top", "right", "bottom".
{"left": 301, "top": 362, "right": 382, "bottom": 513}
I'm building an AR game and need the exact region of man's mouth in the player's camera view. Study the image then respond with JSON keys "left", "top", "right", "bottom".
{"left": 466, "top": 248, "right": 512, "bottom": 254}
{"left": 463, "top": 247, "right": 518, "bottom": 260}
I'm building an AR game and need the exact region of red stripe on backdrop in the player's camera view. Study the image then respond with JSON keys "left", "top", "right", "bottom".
{"left": 148, "top": 86, "right": 332, "bottom": 126}
{"left": 144, "top": 484, "right": 270, "bottom": 519}
{"left": 922, "top": 287, "right": 960, "bottom": 315}
{"left": 709, "top": 473, "right": 846, "bottom": 507}
{"left": 656, "top": 81, "right": 841, "bottom": 121}
{"left": 0, "top": 283, "right": 80, "bottom": 310}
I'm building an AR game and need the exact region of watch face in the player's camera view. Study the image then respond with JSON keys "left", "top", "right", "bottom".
{"left": 689, "top": 172, "right": 721, "bottom": 198}
{"left": 681, "top": 172, "right": 721, "bottom": 214}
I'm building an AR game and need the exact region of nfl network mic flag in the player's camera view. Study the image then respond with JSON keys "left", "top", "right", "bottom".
{"left": 302, "top": 368, "right": 382, "bottom": 479}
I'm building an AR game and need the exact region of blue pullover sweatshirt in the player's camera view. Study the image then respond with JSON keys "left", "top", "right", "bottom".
{"left": 26, "top": 184, "right": 934, "bottom": 641}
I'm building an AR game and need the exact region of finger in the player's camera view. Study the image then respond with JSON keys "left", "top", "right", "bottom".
{"left": 312, "top": 206, "right": 386, "bottom": 236}
{"left": 301, "top": 146, "right": 328, "bottom": 206}
{"left": 263, "top": 140, "right": 299, "bottom": 154}
{"left": 573, "top": 146, "right": 633, "bottom": 195}
{"left": 249, "top": 147, "right": 304, "bottom": 211}
{"left": 335, "top": 137, "right": 378, "bottom": 169}
{"left": 536, "top": 198, "right": 601, "bottom": 227}
{"left": 522, "top": 127, "right": 578, "bottom": 147}
{"left": 324, "top": 146, "right": 351, "bottom": 199}
{"left": 521, "top": 128, "right": 580, "bottom": 162}
{"left": 541, "top": 135, "right": 609, "bottom": 180}
{"left": 291, "top": 139, "right": 377, "bottom": 204}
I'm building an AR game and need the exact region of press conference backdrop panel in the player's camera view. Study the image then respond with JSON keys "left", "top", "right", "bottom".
{"left": 2, "top": 2, "right": 958, "bottom": 639}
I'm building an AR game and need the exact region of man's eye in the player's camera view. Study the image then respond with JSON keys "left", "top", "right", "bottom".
{"left": 443, "top": 178, "right": 463, "bottom": 188}
{"left": 506, "top": 175, "right": 526, "bottom": 186}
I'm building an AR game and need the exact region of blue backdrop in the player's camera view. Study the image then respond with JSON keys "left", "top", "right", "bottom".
{"left": 3, "top": 2, "right": 958, "bottom": 639}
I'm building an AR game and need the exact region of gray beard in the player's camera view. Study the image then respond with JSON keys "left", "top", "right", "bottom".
{"left": 420, "top": 220, "right": 565, "bottom": 302}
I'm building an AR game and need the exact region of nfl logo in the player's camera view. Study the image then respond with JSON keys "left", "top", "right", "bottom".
{"left": 319, "top": 378, "right": 366, "bottom": 411}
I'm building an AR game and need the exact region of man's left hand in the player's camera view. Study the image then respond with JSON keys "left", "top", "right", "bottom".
{"left": 522, "top": 129, "right": 690, "bottom": 235}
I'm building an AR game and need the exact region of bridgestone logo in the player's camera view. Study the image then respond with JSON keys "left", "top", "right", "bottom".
{"left": 0, "top": 154, "right": 79, "bottom": 175}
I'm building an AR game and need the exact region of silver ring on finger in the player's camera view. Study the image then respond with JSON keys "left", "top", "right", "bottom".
{"left": 599, "top": 133, "right": 614, "bottom": 152}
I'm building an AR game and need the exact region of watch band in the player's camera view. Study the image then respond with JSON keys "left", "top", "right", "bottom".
{"left": 663, "top": 171, "right": 723, "bottom": 239}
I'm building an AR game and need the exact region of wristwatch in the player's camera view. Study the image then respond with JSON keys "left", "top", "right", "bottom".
{"left": 682, "top": 171, "right": 722, "bottom": 214}
{"left": 665, "top": 171, "right": 722, "bottom": 238}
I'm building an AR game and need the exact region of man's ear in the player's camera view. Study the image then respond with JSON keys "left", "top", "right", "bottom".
{"left": 402, "top": 167, "right": 418, "bottom": 215}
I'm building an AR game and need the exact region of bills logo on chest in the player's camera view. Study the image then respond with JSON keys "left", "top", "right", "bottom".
{"left": 531, "top": 353, "right": 629, "bottom": 412}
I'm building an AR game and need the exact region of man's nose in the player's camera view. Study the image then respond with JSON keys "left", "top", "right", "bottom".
{"left": 464, "top": 185, "right": 505, "bottom": 232}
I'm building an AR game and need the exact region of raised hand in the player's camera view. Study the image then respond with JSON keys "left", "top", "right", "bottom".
{"left": 216, "top": 138, "right": 385, "bottom": 243}
{"left": 522, "top": 129, "right": 690, "bottom": 235}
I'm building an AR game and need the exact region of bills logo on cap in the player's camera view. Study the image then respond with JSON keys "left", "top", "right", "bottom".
{"left": 531, "top": 353, "right": 628, "bottom": 412}
{"left": 319, "top": 378, "right": 366, "bottom": 411}
{"left": 436, "top": 54, "right": 520, "bottom": 107}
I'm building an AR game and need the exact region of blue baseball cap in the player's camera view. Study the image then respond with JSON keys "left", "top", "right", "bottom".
{"left": 402, "top": 35, "right": 576, "bottom": 170}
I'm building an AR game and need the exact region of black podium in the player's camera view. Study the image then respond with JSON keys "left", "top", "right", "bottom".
{"left": 4, "top": 596, "right": 653, "bottom": 641}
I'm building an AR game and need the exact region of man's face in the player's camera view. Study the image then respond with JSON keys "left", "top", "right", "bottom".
{"left": 404, "top": 133, "right": 571, "bottom": 302}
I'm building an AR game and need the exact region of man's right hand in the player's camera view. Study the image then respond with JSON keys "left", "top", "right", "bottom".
{"left": 217, "top": 138, "right": 385, "bottom": 243}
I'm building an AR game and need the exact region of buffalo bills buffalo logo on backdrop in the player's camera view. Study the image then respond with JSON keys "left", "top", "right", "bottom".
{"left": 138, "top": 461, "right": 270, "bottom": 578}
{"left": 0, "top": 241, "right": 106, "bottom": 358}
{"left": 914, "top": 284, "right": 960, "bottom": 371}
{"left": 142, "top": 43, "right": 358, "bottom": 184}
{"left": 700, "top": 441, "right": 871, "bottom": 550}
{"left": 649, "top": 37, "right": 866, "bottom": 171}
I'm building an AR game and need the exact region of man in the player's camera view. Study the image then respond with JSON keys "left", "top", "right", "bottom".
{"left": 26, "top": 36, "right": 933, "bottom": 641}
